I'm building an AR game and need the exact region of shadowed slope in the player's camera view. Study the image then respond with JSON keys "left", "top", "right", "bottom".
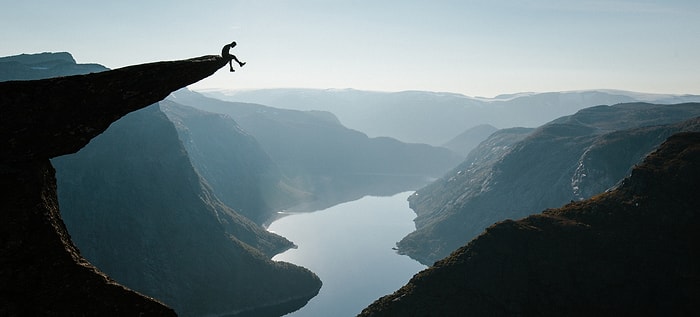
{"left": 0, "top": 160, "right": 176, "bottom": 316}
{"left": 53, "top": 104, "right": 321, "bottom": 316}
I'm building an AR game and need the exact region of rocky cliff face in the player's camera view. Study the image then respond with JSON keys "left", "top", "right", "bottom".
{"left": 0, "top": 54, "right": 226, "bottom": 315}
{"left": 0, "top": 160, "right": 176, "bottom": 316}
{"left": 360, "top": 132, "right": 700, "bottom": 316}
{"left": 399, "top": 103, "right": 700, "bottom": 264}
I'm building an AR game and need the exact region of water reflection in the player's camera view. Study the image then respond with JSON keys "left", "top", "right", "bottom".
{"left": 268, "top": 191, "right": 427, "bottom": 317}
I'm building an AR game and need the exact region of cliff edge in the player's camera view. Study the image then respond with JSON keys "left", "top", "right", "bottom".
{"left": 360, "top": 132, "right": 700, "bottom": 316}
{"left": 0, "top": 55, "right": 226, "bottom": 315}
{"left": 1, "top": 55, "right": 226, "bottom": 162}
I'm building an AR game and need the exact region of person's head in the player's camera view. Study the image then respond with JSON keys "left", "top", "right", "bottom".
{"left": 230, "top": 41, "right": 237, "bottom": 47}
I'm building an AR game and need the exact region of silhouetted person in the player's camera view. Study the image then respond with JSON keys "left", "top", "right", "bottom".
{"left": 222, "top": 41, "right": 246, "bottom": 72}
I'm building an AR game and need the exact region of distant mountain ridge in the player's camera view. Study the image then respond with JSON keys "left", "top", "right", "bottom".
{"left": 442, "top": 124, "right": 498, "bottom": 156}
{"left": 161, "top": 100, "right": 309, "bottom": 224}
{"left": 202, "top": 88, "right": 700, "bottom": 146}
{"left": 0, "top": 51, "right": 107, "bottom": 80}
{"left": 169, "top": 89, "right": 463, "bottom": 214}
{"left": 399, "top": 103, "right": 700, "bottom": 264}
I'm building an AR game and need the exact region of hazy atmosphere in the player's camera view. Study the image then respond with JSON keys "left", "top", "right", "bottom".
{"left": 3, "top": 1, "right": 700, "bottom": 316}
{"left": 2, "top": 0, "right": 699, "bottom": 97}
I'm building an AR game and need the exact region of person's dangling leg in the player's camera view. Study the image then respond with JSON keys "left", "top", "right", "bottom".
{"left": 231, "top": 55, "right": 246, "bottom": 67}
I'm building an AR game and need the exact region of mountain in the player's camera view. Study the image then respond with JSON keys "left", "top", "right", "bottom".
{"left": 169, "top": 89, "right": 463, "bottom": 213}
{"left": 0, "top": 52, "right": 107, "bottom": 81}
{"left": 53, "top": 104, "right": 321, "bottom": 316}
{"left": 360, "top": 132, "right": 700, "bottom": 316}
{"left": 161, "top": 100, "right": 309, "bottom": 224}
{"left": 1, "top": 52, "right": 227, "bottom": 315}
{"left": 202, "top": 88, "right": 700, "bottom": 146}
{"left": 442, "top": 124, "right": 498, "bottom": 156}
{"left": 398, "top": 103, "right": 700, "bottom": 265}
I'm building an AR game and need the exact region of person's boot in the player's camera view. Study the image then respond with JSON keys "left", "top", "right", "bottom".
{"left": 239, "top": 62, "right": 246, "bottom": 67}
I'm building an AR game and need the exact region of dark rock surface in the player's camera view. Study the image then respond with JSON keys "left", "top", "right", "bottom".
{"left": 359, "top": 132, "right": 700, "bottom": 316}
{"left": 0, "top": 55, "right": 226, "bottom": 163}
{"left": 0, "top": 55, "right": 226, "bottom": 315}
{"left": 1, "top": 160, "right": 175, "bottom": 316}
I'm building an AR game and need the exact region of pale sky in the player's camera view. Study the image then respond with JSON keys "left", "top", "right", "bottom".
{"left": 1, "top": 0, "right": 699, "bottom": 97}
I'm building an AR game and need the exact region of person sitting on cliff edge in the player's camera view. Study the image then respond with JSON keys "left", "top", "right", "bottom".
{"left": 222, "top": 41, "right": 246, "bottom": 72}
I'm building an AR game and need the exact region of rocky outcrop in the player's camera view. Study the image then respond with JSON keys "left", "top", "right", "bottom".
{"left": 359, "top": 132, "right": 700, "bottom": 316}
{"left": 0, "top": 55, "right": 226, "bottom": 315}
{"left": 1, "top": 55, "right": 226, "bottom": 162}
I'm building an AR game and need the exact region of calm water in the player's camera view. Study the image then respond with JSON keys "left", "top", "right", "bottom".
{"left": 268, "top": 191, "right": 427, "bottom": 317}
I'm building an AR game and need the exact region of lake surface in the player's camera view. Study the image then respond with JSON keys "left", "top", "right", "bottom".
{"left": 268, "top": 191, "right": 427, "bottom": 317}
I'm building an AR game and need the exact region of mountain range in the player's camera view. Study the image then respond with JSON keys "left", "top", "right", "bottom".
{"left": 168, "top": 89, "right": 463, "bottom": 216}
{"left": 160, "top": 100, "right": 308, "bottom": 224}
{"left": 398, "top": 103, "right": 700, "bottom": 265}
{"left": 360, "top": 131, "right": 700, "bottom": 316}
{"left": 1, "top": 52, "right": 465, "bottom": 316}
{"left": 0, "top": 52, "right": 107, "bottom": 80}
{"left": 4, "top": 50, "right": 699, "bottom": 316}
{"left": 203, "top": 88, "right": 700, "bottom": 148}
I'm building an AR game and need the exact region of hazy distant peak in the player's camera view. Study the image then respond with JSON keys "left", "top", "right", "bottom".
{"left": 587, "top": 89, "right": 700, "bottom": 101}
{"left": 195, "top": 87, "right": 700, "bottom": 147}
{"left": 0, "top": 51, "right": 109, "bottom": 82}
{"left": 0, "top": 51, "right": 76, "bottom": 65}
{"left": 487, "top": 92, "right": 539, "bottom": 101}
